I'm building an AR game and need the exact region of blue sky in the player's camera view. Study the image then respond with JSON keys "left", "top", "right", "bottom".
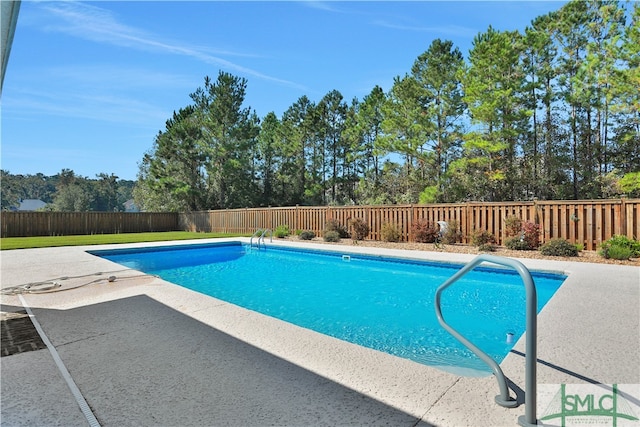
{"left": 1, "top": 1, "right": 566, "bottom": 181}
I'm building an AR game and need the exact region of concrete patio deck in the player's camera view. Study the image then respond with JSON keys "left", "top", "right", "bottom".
{"left": 1, "top": 239, "right": 639, "bottom": 426}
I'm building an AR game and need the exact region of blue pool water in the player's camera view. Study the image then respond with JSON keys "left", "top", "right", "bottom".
{"left": 91, "top": 242, "right": 566, "bottom": 376}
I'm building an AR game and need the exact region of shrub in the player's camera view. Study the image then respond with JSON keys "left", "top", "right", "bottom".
{"left": 411, "top": 219, "right": 439, "bottom": 243}
{"left": 441, "top": 220, "right": 462, "bottom": 244}
{"left": 299, "top": 230, "right": 315, "bottom": 240}
{"left": 380, "top": 222, "right": 402, "bottom": 242}
{"left": 349, "top": 218, "right": 370, "bottom": 241}
{"left": 478, "top": 243, "right": 497, "bottom": 252}
{"left": 539, "top": 239, "right": 579, "bottom": 257}
{"left": 522, "top": 221, "right": 541, "bottom": 249}
{"left": 603, "top": 245, "right": 633, "bottom": 260}
{"left": 325, "top": 219, "right": 349, "bottom": 238}
{"left": 274, "top": 224, "right": 290, "bottom": 238}
{"left": 323, "top": 230, "right": 341, "bottom": 242}
{"left": 504, "top": 216, "right": 522, "bottom": 237}
{"left": 471, "top": 230, "right": 495, "bottom": 247}
{"left": 575, "top": 243, "right": 584, "bottom": 252}
{"left": 503, "top": 218, "right": 540, "bottom": 249}
{"left": 599, "top": 235, "right": 640, "bottom": 259}
{"left": 505, "top": 236, "right": 532, "bottom": 250}
{"left": 612, "top": 235, "right": 639, "bottom": 256}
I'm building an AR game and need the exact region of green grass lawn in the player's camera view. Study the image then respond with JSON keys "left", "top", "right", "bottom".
{"left": 0, "top": 232, "right": 248, "bottom": 250}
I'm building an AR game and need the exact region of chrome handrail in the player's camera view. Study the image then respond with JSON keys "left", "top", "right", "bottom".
{"left": 258, "top": 228, "right": 272, "bottom": 249}
{"left": 249, "top": 229, "right": 262, "bottom": 249}
{"left": 434, "top": 254, "right": 538, "bottom": 427}
{"left": 249, "top": 228, "right": 272, "bottom": 250}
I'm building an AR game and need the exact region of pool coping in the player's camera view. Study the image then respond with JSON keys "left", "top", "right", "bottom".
{"left": 1, "top": 238, "right": 639, "bottom": 426}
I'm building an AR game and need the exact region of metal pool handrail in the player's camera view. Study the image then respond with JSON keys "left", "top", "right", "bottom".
{"left": 258, "top": 228, "right": 272, "bottom": 248}
{"left": 250, "top": 228, "right": 273, "bottom": 250}
{"left": 249, "top": 229, "right": 262, "bottom": 249}
{"left": 434, "top": 254, "right": 538, "bottom": 427}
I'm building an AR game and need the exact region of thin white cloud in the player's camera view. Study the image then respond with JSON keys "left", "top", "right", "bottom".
{"left": 47, "top": 65, "right": 195, "bottom": 90}
{"left": 36, "top": 2, "right": 308, "bottom": 91}
{"left": 300, "top": 1, "right": 346, "bottom": 13}
{"left": 373, "top": 20, "right": 478, "bottom": 38}
{"left": 5, "top": 88, "right": 170, "bottom": 126}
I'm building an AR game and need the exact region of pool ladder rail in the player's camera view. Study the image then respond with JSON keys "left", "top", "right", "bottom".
{"left": 249, "top": 228, "right": 272, "bottom": 250}
{"left": 434, "top": 254, "right": 538, "bottom": 427}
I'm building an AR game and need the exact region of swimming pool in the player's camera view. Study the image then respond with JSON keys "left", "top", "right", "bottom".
{"left": 91, "top": 242, "right": 566, "bottom": 376}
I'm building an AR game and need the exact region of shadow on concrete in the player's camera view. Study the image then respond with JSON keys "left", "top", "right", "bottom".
{"left": 510, "top": 348, "right": 603, "bottom": 385}
{"left": 509, "top": 349, "right": 640, "bottom": 408}
{"left": 505, "top": 376, "right": 525, "bottom": 406}
{"left": 2, "top": 296, "right": 435, "bottom": 426}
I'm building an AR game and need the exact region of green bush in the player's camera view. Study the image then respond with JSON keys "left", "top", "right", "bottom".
{"left": 471, "top": 230, "right": 495, "bottom": 247}
{"left": 325, "top": 219, "right": 349, "bottom": 238}
{"left": 539, "top": 239, "right": 579, "bottom": 257}
{"left": 603, "top": 245, "right": 633, "bottom": 260}
{"left": 274, "top": 224, "right": 290, "bottom": 238}
{"left": 411, "top": 219, "right": 439, "bottom": 243}
{"left": 299, "top": 230, "right": 316, "bottom": 240}
{"left": 381, "top": 222, "right": 402, "bottom": 242}
{"left": 599, "top": 235, "right": 640, "bottom": 260}
{"left": 441, "top": 220, "right": 462, "bottom": 244}
{"left": 323, "top": 230, "right": 341, "bottom": 242}
{"left": 505, "top": 236, "right": 532, "bottom": 250}
{"left": 478, "top": 243, "right": 497, "bottom": 252}
{"left": 349, "top": 218, "right": 370, "bottom": 241}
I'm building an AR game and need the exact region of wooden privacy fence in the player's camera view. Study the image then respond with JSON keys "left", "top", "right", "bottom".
{"left": 2, "top": 200, "right": 638, "bottom": 250}
{"left": 1, "top": 212, "right": 179, "bottom": 237}
{"left": 180, "top": 199, "right": 640, "bottom": 251}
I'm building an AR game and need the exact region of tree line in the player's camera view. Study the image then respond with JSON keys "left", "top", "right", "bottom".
{"left": 8, "top": 2, "right": 636, "bottom": 214}
{"left": 1, "top": 169, "right": 134, "bottom": 211}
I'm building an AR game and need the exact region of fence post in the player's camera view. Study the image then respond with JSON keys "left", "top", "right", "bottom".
{"left": 464, "top": 202, "right": 471, "bottom": 244}
{"left": 620, "top": 196, "right": 627, "bottom": 238}
{"left": 408, "top": 204, "right": 414, "bottom": 242}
